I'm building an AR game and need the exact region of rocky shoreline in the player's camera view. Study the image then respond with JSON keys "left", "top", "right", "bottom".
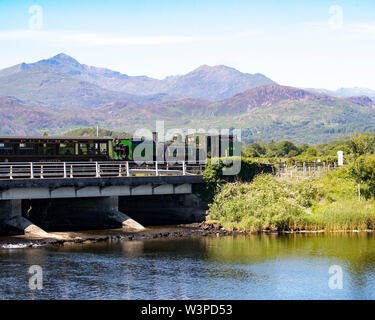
{"left": 1, "top": 222, "right": 371, "bottom": 249}
{"left": 0, "top": 222, "right": 243, "bottom": 249}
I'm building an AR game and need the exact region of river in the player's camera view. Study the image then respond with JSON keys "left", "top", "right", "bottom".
{"left": 1, "top": 232, "right": 375, "bottom": 299}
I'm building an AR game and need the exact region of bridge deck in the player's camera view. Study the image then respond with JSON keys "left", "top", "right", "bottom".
{"left": 0, "top": 162, "right": 204, "bottom": 199}
{"left": 0, "top": 174, "right": 203, "bottom": 190}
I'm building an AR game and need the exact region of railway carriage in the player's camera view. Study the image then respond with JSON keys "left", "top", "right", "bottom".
{"left": 0, "top": 136, "right": 112, "bottom": 162}
{"left": 0, "top": 133, "right": 237, "bottom": 163}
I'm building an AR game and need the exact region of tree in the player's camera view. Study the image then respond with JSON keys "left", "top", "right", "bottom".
{"left": 242, "top": 141, "right": 266, "bottom": 157}
{"left": 348, "top": 133, "right": 375, "bottom": 201}
{"left": 348, "top": 133, "right": 375, "bottom": 157}
{"left": 348, "top": 156, "right": 366, "bottom": 201}
{"left": 302, "top": 146, "right": 318, "bottom": 157}
{"left": 273, "top": 141, "right": 300, "bottom": 157}
{"left": 299, "top": 143, "right": 310, "bottom": 154}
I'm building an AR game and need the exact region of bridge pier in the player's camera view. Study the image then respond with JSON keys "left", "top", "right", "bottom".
{"left": 0, "top": 172, "right": 203, "bottom": 235}
{"left": 119, "top": 193, "right": 206, "bottom": 226}
{"left": 22, "top": 196, "right": 144, "bottom": 232}
{"left": 0, "top": 199, "right": 50, "bottom": 237}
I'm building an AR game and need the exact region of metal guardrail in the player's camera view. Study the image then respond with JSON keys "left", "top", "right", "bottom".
{"left": 0, "top": 161, "right": 204, "bottom": 180}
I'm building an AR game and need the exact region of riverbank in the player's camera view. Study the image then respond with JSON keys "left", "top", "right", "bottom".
{"left": 2, "top": 220, "right": 375, "bottom": 249}
{"left": 0, "top": 223, "right": 239, "bottom": 249}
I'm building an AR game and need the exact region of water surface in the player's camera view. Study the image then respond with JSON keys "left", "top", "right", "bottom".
{"left": 1, "top": 232, "right": 375, "bottom": 299}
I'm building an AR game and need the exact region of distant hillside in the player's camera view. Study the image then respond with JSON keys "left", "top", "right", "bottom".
{"left": 2, "top": 84, "right": 375, "bottom": 144}
{"left": 63, "top": 127, "right": 132, "bottom": 138}
{"left": 0, "top": 54, "right": 178, "bottom": 109}
{"left": 0, "top": 97, "right": 91, "bottom": 135}
{"left": 307, "top": 87, "right": 375, "bottom": 99}
{"left": 161, "top": 65, "right": 275, "bottom": 100}
{"left": 0, "top": 53, "right": 275, "bottom": 108}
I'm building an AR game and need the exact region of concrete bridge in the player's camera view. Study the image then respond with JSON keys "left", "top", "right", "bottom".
{"left": 0, "top": 161, "right": 205, "bottom": 238}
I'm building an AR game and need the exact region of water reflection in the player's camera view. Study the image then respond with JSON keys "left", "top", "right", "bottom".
{"left": 0, "top": 233, "right": 375, "bottom": 299}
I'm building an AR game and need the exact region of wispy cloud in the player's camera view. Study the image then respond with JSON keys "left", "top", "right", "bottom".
{"left": 0, "top": 28, "right": 261, "bottom": 46}
{"left": 299, "top": 21, "right": 375, "bottom": 40}
{"left": 0, "top": 29, "right": 200, "bottom": 46}
{"left": 347, "top": 23, "right": 375, "bottom": 39}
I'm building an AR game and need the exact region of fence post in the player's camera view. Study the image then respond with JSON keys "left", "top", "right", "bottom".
{"left": 95, "top": 162, "right": 100, "bottom": 178}
{"left": 40, "top": 165, "right": 44, "bottom": 179}
{"left": 70, "top": 164, "right": 73, "bottom": 178}
{"left": 182, "top": 161, "right": 186, "bottom": 176}
{"left": 126, "top": 161, "right": 130, "bottom": 177}
{"left": 30, "top": 162, "right": 34, "bottom": 179}
{"left": 63, "top": 162, "right": 67, "bottom": 178}
{"left": 9, "top": 165, "right": 13, "bottom": 180}
{"left": 155, "top": 161, "right": 159, "bottom": 176}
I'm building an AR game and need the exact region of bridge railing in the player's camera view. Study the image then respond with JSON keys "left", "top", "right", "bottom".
{"left": 0, "top": 161, "right": 204, "bottom": 180}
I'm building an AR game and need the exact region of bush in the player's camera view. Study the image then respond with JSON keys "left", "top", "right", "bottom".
{"left": 193, "top": 157, "right": 274, "bottom": 202}
{"left": 207, "top": 170, "right": 375, "bottom": 232}
{"left": 208, "top": 174, "right": 317, "bottom": 231}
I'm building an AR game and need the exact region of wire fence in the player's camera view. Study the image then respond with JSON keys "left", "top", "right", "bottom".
{"left": 275, "top": 161, "right": 340, "bottom": 179}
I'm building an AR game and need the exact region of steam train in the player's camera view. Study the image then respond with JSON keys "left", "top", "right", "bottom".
{"left": 0, "top": 133, "right": 236, "bottom": 162}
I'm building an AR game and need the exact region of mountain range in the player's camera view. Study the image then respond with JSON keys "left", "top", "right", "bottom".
{"left": 307, "top": 87, "right": 375, "bottom": 99}
{"left": 0, "top": 53, "right": 274, "bottom": 108}
{"left": 0, "top": 53, "right": 375, "bottom": 144}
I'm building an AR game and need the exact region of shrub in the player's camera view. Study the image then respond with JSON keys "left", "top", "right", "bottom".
{"left": 193, "top": 157, "right": 274, "bottom": 202}
{"left": 207, "top": 171, "right": 375, "bottom": 232}
{"left": 208, "top": 174, "right": 317, "bottom": 231}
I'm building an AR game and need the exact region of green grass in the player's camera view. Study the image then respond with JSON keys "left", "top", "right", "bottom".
{"left": 305, "top": 200, "right": 375, "bottom": 231}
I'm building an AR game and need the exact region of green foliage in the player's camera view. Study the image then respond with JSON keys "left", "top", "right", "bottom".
{"left": 242, "top": 132, "right": 375, "bottom": 164}
{"left": 242, "top": 140, "right": 307, "bottom": 158}
{"left": 302, "top": 146, "right": 317, "bottom": 157}
{"left": 314, "top": 167, "right": 357, "bottom": 202}
{"left": 63, "top": 127, "right": 132, "bottom": 138}
{"left": 242, "top": 141, "right": 267, "bottom": 157}
{"left": 207, "top": 168, "right": 375, "bottom": 232}
{"left": 348, "top": 156, "right": 366, "bottom": 183}
{"left": 348, "top": 132, "right": 375, "bottom": 156}
{"left": 208, "top": 174, "right": 317, "bottom": 231}
{"left": 194, "top": 157, "right": 274, "bottom": 203}
{"left": 308, "top": 200, "right": 375, "bottom": 231}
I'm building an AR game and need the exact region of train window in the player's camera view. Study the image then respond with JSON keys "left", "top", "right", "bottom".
{"left": 79, "top": 143, "right": 88, "bottom": 155}
{"left": 19, "top": 143, "right": 34, "bottom": 155}
{"left": 0, "top": 143, "right": 13, "bottom": 155}
{"left": 45, "top": 144, "right": 58, "bottom": 156}
{"left": 100, "top": 143, "right": 108, "bottom": 155}
{"left": 59, "top": 143, "right": 75, "bottom": 155}
{"left": 87, "top": 143, "right": 96, "bottom": 155}
{"left": 20, "top": 143, "right": 33, "bottom": 148}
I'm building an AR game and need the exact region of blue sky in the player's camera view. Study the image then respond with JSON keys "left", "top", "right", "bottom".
{"left": 0, "top": 0, "right": 374, "bottom": 90}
